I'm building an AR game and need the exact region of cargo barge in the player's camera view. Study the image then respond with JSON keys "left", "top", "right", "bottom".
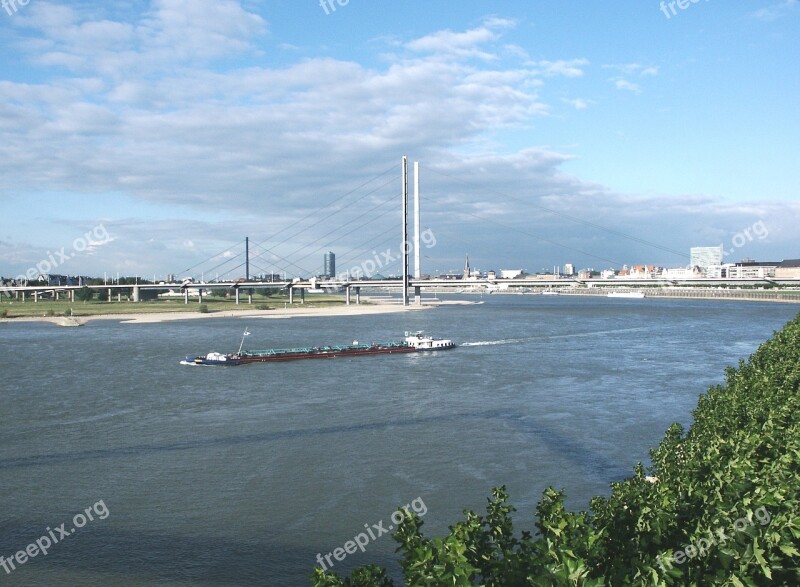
{"left": 181, "top": 331, "right": 455, "bottom": 366}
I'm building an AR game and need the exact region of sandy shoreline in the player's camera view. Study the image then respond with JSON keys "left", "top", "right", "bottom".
{"left": 0, "top": 299, "right": 476, "bottom": 326}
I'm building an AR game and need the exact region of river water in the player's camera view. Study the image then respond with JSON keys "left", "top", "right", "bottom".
{"left": 1, "top": 295, "right": 797, "bottom": 586}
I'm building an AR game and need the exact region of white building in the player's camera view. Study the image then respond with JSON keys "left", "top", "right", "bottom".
{"left": 690, "top": 246, "right": 724, "bottom": 269}
{"left": 500, "top": 269, "right": 524, "bottom": 279}
{"left": 703, "top": 265, "right": 725, "bottom": 279}
{"left": 662, "top": 267, "right": 699, "bottom": 280}
{"left": 726, "top": 263, "right": 777, "bottom": 279}
{"left": 564, "top": 263, "right": 575, "bottom": 276}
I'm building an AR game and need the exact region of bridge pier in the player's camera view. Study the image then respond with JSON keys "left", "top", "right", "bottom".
{"left": 118, "top": 292, "right": 122, "bottom": 302}
{"left": 235, "top": 287, "right": 240, "bottom": 305}
{"left": 289, "top": 287, "right": 294, "bottom": 304}
{"left": 33, "top": 291, "right": 38, "bottom": 303}
{"left": 70, "top": 289, "right": 74, "bottom": 303}
{"left": 184, "top": 289, "right": 189, "bottom": 304}
{"left": 133, "top": 286, "right": 140, "bottom": 303}
{"left": 300, "top": 288, "right": 305, "bottom": 304}
{"left": 198, "top": 290, "right": 203, "bottom": 304}
{"left": 414, "top": 285, "right": 421, "bottom": 306}
{"left": 108, "top": 288, "right": 112, "bottom": 302}
{"left": 345, "top": 286, "right": 351, "bottom": 305}
{"left": 248, "top": 291, "right": 253, "bottom": 304}
{"left": 355, "top": 287, "right": 361, "bottom": 305}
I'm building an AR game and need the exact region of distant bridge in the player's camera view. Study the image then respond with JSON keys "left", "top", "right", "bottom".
{"left": 3, "top": 159, "right": 798, "bottom": 307}
{"left": 2, "top": 277, "right": 800, "bottom": 306}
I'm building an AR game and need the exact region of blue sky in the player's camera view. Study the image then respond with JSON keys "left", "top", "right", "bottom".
{"left": 0, "top": 0, "right": 798, "bottom": 280}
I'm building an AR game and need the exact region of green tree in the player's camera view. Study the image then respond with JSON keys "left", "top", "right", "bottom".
{"left": 75, "top": 286, "right": 94, "bottom": 302}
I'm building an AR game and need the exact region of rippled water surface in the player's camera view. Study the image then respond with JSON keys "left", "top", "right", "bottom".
{"left": 1, "top": 296, "right": 797, "bottom": 586}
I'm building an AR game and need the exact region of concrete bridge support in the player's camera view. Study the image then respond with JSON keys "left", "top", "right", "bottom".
{"left": 133, "top": 286, "right": 140, "bottom": 302}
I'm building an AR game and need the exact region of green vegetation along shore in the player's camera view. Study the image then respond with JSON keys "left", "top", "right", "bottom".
{"left": 312, "top": 313, "right": 800, "bottom": 586}
{"left": 0, "top": 293, "right": 352, "bottom": 319}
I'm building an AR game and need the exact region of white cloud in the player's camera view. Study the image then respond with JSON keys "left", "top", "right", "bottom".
{"left": 562, "top": 98, "right": 592, "bottom": 110}
{"left": 603, "top": 63, "right": 656, "bottom": 93}
{"left": 16, "top": 0, "right": 267, "bottom": 76}
{"left": 751, "top": 0, "right": 798, "bottom": 21}
{"left": 405, "top": 17, "right": 514, "bottom": 61}
{"left": 614, "top": 79, "right": 640, "bottom": 93}
{"left": 0, "top": 10, "right": 551, "bottom": 219}
{"left": 603, "top": 63, "right": 658, "bottom": 77}
{"left": 532, "top": 59, "right": 589, "bottom": 78}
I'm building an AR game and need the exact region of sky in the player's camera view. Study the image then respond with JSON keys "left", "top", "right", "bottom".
{"left": 0, "top": 0, "right": 798, "bottom": 280}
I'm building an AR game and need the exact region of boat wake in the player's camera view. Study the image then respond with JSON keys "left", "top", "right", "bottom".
{"left": 462, "top": 327, "right": 648, "bottom": 347}
{"left": 461, "top": 337, "right": 535, "bottom": 347}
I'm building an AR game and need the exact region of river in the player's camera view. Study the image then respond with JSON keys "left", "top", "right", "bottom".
{"left": 1, "top": 295, "right": 796, "bottom": 585}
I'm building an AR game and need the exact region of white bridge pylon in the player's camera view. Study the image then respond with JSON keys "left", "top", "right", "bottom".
{"left": 400, "top": 155, "right": 423, "bottom": 306}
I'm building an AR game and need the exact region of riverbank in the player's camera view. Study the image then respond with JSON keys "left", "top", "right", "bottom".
{"left": 0, "top": 298, "right": 473, "bottom": 326}
{"left": 485, "top": 287, "right": 800, "bottom": 304}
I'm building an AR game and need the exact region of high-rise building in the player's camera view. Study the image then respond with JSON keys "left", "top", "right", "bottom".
{"left": 323, "top": 252, "right": 336, "bottom": 278}
{"left": 690, "top": 245, "right": 724, "bottom": 269}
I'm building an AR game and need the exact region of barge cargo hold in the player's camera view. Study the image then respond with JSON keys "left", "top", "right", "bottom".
{"left": 181, "top": 331, "right": 455, "bottom": 366}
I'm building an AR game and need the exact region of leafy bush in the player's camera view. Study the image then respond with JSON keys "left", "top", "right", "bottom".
{"left": 0, "top": 308, "right": 7, "bottom": 318}
{"left": 256, "top": 304, "right": 271, "bottom": 311}
{"left": 75, "top": 286, "right": 94, "bottom": 302}
{"left": 198, "top": 304, "right": 209, "bottom": 314}
{"left": 312, "top": 313, "right": 800, "bottom": 586}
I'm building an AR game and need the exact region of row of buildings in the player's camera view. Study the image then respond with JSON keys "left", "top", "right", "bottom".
{"left": 319, "top": 247, "right": 800, "bottom": 282}
{"left": 573, "top": 246, "right": 800, "bottom": 280}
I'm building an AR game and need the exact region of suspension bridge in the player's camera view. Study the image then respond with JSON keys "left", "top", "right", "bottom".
{"left": 3, "top": 157, "right": 798, "bottom": 306}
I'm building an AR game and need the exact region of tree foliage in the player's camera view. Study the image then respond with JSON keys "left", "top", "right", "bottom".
{"left": 311, "top": 314, "right": 800, "bottom": 586}
{"left": 75, "top": 286, "right": 94, "bottom": 301}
